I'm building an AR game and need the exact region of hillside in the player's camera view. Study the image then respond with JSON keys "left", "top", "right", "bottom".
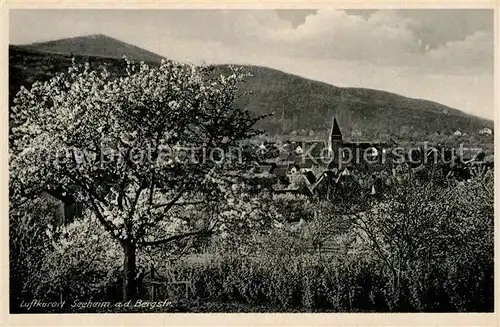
{"left": 9, "top": 35, "right": 493, "bottom": 139}
{"left": 16, "top": 34, "right": 165, "bottom": 63}
{"left": 216, "top": 65, "right": 492, "bottom": 138}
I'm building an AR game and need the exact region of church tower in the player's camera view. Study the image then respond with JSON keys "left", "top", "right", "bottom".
{"left": 328, "top": 117, "right": 343, "bottom": 158}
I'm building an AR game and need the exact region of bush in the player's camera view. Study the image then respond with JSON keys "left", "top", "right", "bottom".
{"left": 10, "top": 206, "right": 126, "bottom": 312}
{"left": 150, "top": 171, "right": 493, "bottom": 312}
{"left": 10, "top": 168, "right": 493, "bottom": 312}
{"left": 37, "top": 213, "right": 124, "bottom": 305}
{"left": 9, "top": 197, "right": 58, "bottom": 312}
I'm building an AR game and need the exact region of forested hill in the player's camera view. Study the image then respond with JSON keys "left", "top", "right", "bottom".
{"left": 9, "top": 35, "right": 493, "bottom": 138}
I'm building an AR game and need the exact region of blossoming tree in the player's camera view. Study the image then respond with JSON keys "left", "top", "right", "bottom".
{"left": 10, "top": 58, "right": 264, "bottom": 301}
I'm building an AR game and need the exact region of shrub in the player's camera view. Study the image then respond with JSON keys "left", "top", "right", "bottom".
{"left": 10, "top": 207, "right": 126, "bottom": 312}
{"left": 38, "top": 213, "right": 124, "bottom": 305}
{"left": 149, "top": 170, "right": 493, "bottom": 312}
{"left": 9, "top": 197, "right": 58, "bottom": 312}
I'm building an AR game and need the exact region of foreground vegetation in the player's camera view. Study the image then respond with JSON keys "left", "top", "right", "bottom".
{"left": 9, "top": 56, "right": 493, "bottom": 313}
{"left": 151, "top": 169, "right": 494, "bottom": 312}
{"left": 10, "top": 168, "right": 493, "bottom": 312}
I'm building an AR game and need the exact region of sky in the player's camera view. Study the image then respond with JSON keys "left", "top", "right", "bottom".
{"left": 10, "top": 9, "right": 495, "bottom": 119}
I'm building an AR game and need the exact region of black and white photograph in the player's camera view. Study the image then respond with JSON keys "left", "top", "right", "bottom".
{"left": 6, "top": 6, "right": 495, "bottom": 316}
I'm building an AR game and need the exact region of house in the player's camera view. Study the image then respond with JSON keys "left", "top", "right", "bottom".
{"left": 339, "top": 167, "right": 350, "bottom": 176}
{"left": 370, "top": 175, "right": 385, "bottom": 196}
{"left": 271, "top": 166, "right": 290, "bottom": 187}
{"left": 288, "top": 171, "right": 317, "bottom": 195}
{"left": 42, "top": 186, "right": 84, "bottom": 226}
{"left": 251, "top": 165, "right": 275, "bottom": 175}
{"left": 311, "top": 171, "right": 337, "bottom": 199}
{"left": 244, "top": 173, "right": 275, "bottom": 191}
{"left": 256, "top": 142, "right": 267, "bottom": 154}
{"left": 273, "top": 166, "right": 288, "bottom": 178}
{"left": 254, "top": 162, "right": 277, "bottom": 174}
{"left": 453, "top": 130, "right": 462, "bottom": 136}
{"left": 479, "top": 127, "right": 492, "bottom": 136}
{"left": 302, "top": 171, "right": 317, "bottom": 184}
{"left": 288, "top": 163, "right": 301, "bottom": 175}
{"left": 287, "top": 159, "right": 324, "bottom": 174}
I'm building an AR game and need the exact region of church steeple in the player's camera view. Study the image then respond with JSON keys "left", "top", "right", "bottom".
{"left": 330, "top": 117, "right": 342, "bottom": 141}
{"left": 328, "top": 117, "right": 343, "bottom": 158}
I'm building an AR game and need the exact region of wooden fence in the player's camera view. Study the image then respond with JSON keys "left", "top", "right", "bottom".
{"left": 145, "top": 264, "right": 193, "bottom": 301}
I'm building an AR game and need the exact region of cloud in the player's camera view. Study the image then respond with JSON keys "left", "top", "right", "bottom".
{"left": 424, "top": 31, "right": 493, "bottom": 73}
{"left": 262, "top": 9, "right": 492, "bottom": 73}
{"left": 267, "top": 10, "right": 420, "bottom": 65}
{"left": 275, "top": 9, "right": 317, "bottom": 28}
{"left": 156, "top": 10, "right": 291, "bottom": 45}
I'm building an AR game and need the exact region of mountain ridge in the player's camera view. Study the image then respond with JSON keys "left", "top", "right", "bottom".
{"left": 17, "top": 34, "right": 165, "bottom": 63}
{"left": 9, "top": 34, "right": 493, "bottom": 138}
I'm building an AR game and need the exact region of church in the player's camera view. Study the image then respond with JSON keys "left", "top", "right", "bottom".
{"left": 326, "top": 117, "right": 394, "bottom": 168}
{"left": 283, "top": 117, "right": 396, "bottom": 173}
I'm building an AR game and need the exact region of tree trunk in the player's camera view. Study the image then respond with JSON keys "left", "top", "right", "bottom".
{"left": 122, "top": 241, "right": 137, "bottom": 302}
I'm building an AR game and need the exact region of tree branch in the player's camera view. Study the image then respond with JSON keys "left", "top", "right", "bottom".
{"left": 158, "top": 187, "right": 187, "bottom": 213}
{"left": 88, "top": 195, "right": 124, "bottom": 245}
{"left": 61, "top": 171, "right": 122, "bottom": 243}
{"left": 138, "top": 229, "right": 213, "bottom": 247}
{"left": 128, "top": 181, "right": 147, "bottom": 222}
{"left": 153, "top": 200, "right": 203, "bottom": 209}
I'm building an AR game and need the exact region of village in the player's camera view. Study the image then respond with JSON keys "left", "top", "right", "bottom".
{"left": 242, "top": 117, "right": 494, "bottom": 198}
